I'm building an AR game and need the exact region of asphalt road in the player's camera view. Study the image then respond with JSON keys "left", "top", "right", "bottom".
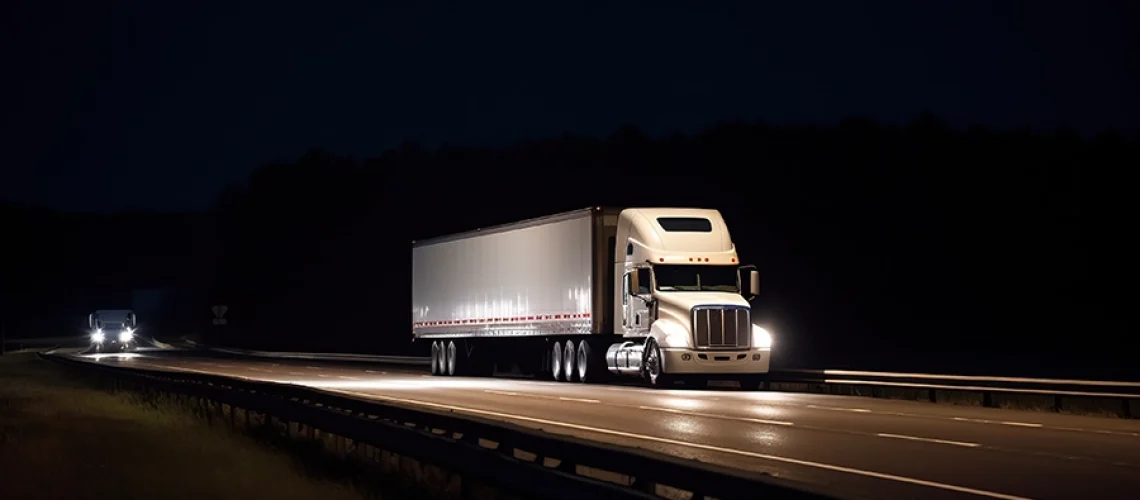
{"left": 60, "top": 348, "right": 1140, "bottom": 500}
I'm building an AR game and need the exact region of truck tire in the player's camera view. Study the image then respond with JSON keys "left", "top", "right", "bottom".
{"left": 562, "top": 340, "right": 578, "bottom": 382}
{"left": 430, "top": 342, "right": 440, "bottom": 376}
{"left": 550, "top": 341, "right": 563, "bottom": 381}
{"left": 642, "top": 340, "right": 674, "bottom": 387}
{"left": 446, "top": 341, "right": 459, "bottom": 376}
{"left": 576, "top": 340, "right": 606, "bottom": 384}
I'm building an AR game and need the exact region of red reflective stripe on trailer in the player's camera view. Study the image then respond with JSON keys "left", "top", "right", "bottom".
{"left": 412, "top": 312, "right": 593, "bottom": 327}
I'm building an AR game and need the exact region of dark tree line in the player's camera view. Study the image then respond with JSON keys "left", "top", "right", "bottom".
{"left": 4, "top": 116, "right": 1135, "bottom": 378}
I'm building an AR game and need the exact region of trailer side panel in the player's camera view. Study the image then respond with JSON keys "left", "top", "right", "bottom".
{"left": 412, "top": 209, "right": 595, "bottom": 339}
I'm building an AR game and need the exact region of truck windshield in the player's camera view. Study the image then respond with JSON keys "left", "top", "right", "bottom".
{"left": 100, "top": 322, "right": 124, "bottom": 330}
{"left": 654, "top": 265, "right": 738, "bottom": 292}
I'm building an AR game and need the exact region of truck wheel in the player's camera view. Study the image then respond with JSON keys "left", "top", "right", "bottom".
{"left": 446, "top": 341, "right": 459, "bottom": 376}
{"left": 550, "top": 341, "right": 563, "bottom": 381}
{"left": 430, "top": 342, "right": 440, "bottom": 376}
{"left": 562, "top": 340, "right": 578, "bottom": 382}
{"left": 643, "top": 340, "right": 673, "bottom": 387}
{"left": 576, "top": 340, "right": 604, "bottom": 383}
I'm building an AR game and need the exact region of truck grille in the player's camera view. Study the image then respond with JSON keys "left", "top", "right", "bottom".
{"left": 692, "top": 306, "right": 750, "bottom": 349}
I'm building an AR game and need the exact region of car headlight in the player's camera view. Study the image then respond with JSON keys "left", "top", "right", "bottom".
{"left": 752, "top": 325, "right": 773, "bottom": 348}
{"left": 119, "top": 330, "right": 133, "bottom": 342}
{"left": 92, "top": 331, "right": 105, "bottom": 343}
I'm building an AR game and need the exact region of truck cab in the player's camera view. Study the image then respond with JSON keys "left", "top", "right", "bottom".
{"left": 88, "top": 310, "right": 138, "bottom": 352}
{"left": 608, "top": 208, "right": 770, "bottom": 387}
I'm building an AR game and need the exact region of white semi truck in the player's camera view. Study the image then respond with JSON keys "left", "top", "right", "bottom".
{"left": 88, "top": 309, "right": 138, "bottom": 352}
{"left": 412, "top": 207, "right": 772, "bottom": 388}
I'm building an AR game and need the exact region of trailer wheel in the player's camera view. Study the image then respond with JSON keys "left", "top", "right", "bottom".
{"left": 446, "top": 341, "right": 458, "bottom": 376}
{"left": 430, "top": 342, "right": 440, "bottom": 376}
{"left": 562, "top": 340, "right": 578, "bottom": 382}
{"left": 551, "top": 341, "right": 563, "bottom": 381}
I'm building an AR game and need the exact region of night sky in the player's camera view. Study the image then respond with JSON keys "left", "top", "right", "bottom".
{"left": 4, "top": 0, "right": 1136, "bottom": 212}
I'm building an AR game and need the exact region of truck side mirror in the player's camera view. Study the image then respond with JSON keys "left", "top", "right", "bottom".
{"left": 88, "top": 314, "right": 96, "bottom": 329}
{"left": 128, "top": 313, "right": 136, "bottom": 328}
{"left": 749, "top": 270, "right": 761, "bottom": 298}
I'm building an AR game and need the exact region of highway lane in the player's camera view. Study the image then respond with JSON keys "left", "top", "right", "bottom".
{"left": 65, "top": 350, "right": 1140, "bottom": 500}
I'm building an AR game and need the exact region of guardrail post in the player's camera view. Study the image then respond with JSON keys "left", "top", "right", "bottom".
{"left": 982, "top": 391, "right": 994, "bottom": 408}
{"left": 1053, "top": 395, "right": 1063, "bottom": 413}
{"left": 1123, "top": 399, "right": 1132, "bottom": 419}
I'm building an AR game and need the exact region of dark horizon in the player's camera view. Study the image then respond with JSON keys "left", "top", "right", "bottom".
{"left": 4, "top": 0, "right": 1138, "bottom": 213}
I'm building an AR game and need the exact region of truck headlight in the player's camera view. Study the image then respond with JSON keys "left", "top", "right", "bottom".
{"left": 119, "top": 330, "right": 133, "bottom": 342}
{"left": 662, "top": 331, "right": 690, "bottom": 348}
{"left": 92, "top": 331, "right": 105, "bottom": 343}
{"left": 752, "top": 325, "right": 772, "bottom": 348}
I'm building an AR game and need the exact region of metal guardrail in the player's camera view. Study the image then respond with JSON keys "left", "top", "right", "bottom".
{"left": 41, "top": 352, "right": 836, "bottom": 500}
{"left": 777, "top": 368, "right": 1140, "bottom": 398}
{"left": 772, "top": 369, "right": 1140, "bottom": 417}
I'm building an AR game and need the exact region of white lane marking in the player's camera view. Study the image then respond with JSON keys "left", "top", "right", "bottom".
{"left": 485, "top": 390, "right": 518, "bottom": 396}
{"left": 316, "top": 374, "right": 331, "bottom": 378}
{"left": 559, "top": 397, "right": 600, "bottom": 403}
{"left": 288, "top": 372, "right": 305, "bottom": 376}
{"left": 338, "top": 376, "right": 361, "bottom": 381}
{"left": 365, "top": 370, "right": 387, "bottom": 374}
{"left": 306, "top": 366, "right": 321, "bottom": 370}
{"left": 952, "top": 417, "right": 1042, "bottom": 428}
{"left": 807, "top": 404, "right": 871, "bottom": 413}
{"left": 877, "top": 433, "right": 980, "bottom": 448}
{"left": 1001, "top": 422, "right": 1043, "bottom": 428}
{"left": 799, "top": 402, "right": 1137, "bottom": 437}
{"left": 1057, "top": 427, "right": 1140, "bottom": 438}
{"left": 336, "top": 389, "right": 1031, "bottom": 500}
{"left": 639, "top": 406, "right": 794, "bottom": 427}
{"left": 602, "top": 386, "right": 642, "bottom": 392}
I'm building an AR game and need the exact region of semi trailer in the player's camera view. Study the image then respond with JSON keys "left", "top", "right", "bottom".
{"left": 88, "top": 309, "right": 138, "bottom": 352}
{"left": 411, "top": 207, "right": 772, "bottom": 388}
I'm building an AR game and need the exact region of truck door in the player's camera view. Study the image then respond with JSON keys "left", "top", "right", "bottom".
{"left": 623, "top": 270, "right": 652, "bottom": 336}
{"left": 622, "top": 272, "right": 633, "bottom": 334}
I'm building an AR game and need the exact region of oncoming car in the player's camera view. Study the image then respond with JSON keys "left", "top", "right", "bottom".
{"left": 88, "top": 310, "right": 138, "bottom": 352}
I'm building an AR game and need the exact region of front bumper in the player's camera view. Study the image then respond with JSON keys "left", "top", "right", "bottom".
{"left": 92, "top": 340, "right": 134, "bottom": 351}
{"left": 661, "top": 347, "right": 770, "bottom": 375}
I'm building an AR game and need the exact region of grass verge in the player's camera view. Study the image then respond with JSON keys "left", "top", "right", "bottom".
{"left": 0, "top": 352, "right": 365, "bottom": 500}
